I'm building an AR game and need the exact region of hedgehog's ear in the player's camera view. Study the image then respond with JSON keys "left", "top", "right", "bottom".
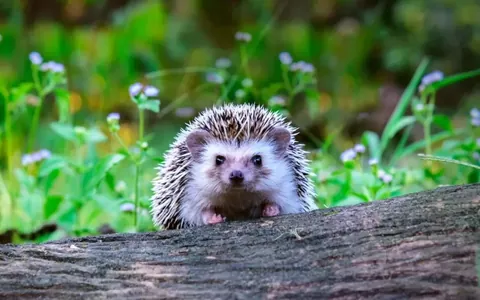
{"left": 186, "top": 129, "right": 212, "bottom": 160}
{"left": 267, "top": 127, "right": 291, "bottom": 156}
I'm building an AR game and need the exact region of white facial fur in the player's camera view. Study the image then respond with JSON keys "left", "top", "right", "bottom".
{"left": 179, "top": 128, "right": 305, "bottom": 226}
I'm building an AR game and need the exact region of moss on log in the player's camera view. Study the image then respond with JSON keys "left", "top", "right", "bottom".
{"left": 1, "top": 183, "right": 479, "bottom": 299}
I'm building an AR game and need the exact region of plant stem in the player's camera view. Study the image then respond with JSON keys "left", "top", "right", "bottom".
{"left": 134, "top": 163, "right": 140, "bottom": 230}
{"left": 138, "top": 109, "right": 144, "bottom": 142}
{"left": 4, "top": 96, "right": 13, "bottom": 182}
{"left": 27, "top": 67, "right": 44, "bottom": 153}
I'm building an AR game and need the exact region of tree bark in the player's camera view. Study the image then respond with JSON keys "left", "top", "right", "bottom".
{"left": 1, "top": 183, "right": 479, "bottom": 299}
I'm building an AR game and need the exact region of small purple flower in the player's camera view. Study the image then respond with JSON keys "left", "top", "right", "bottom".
{"left": 215, "top": 58, "right": 231, "bottom": 69}
{"left": 340, "top": 148, "right": 357, "bottom": 162}
{"left": 40, "top": 61, "right": 65, "bottom": 73}
{"left": 206, "top": 72, "right": 224, "bottom": 84}
{"left": 120, "top": 203, "right": 135, "bottom": 212}
{"left": 368, "top": 158, "right": 378, "bottom": 165}
{"left": 470, "top": 108, "right": 480, "bottom": 119}
{"left": 473, "top": 152, "right": 480, "bottom": 161}
{"left": 419, "top": 70, "right": 444, "bottom": 92}
{"left": 472, "top": 118, "right": 480, "bottom": 127}
{"left": 144, "top": 85, "right": 159, "bottom": 97}
{"left": 175, "top": 107, "right": 195, "bottom": 118}
{"left": 268, "top": 95, "right": 286, "bottom": 106}
{"left": 21, "top": 149, "right": 51, "bottom": 166}
{"left": 235, "top": 32, "right": 252, "bottom": 42}
{"left": 377, "top": 169, "right": 393, "bottom": 184}
{"left": 290, "top": 61, "right": 315, "bottom": 73}
{"left": 107, "top": 112, "right": 120, "bottom": 122}
{"left": 353, "top": 144, "right": 366, "bottom": 153}
{"left": 129, "top": 82, "right": 143, "bottom": 97}
{"left": 279, "top": 52, "right": 293, "bottom": 65}
{"left": 290, "top": 61, "right": 306, "bottom": 72}
{"left": 476, "top": 138, "right": 480, "bottom": 148}
{"left": 29, "top": 52, "right": 43, "bottom": 65}
{"left": 301, "top": 63, "right": 315, "bottom": 73}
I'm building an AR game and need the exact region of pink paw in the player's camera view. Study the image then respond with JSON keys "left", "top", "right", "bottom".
{"left": 262, "top": 203, "right": 280, "bottom": 217}
{"left": 207, "top": 213, "right": 225, "bottom": 224}
{"left": 202, "top": 210, "right": 225, "bottom": 225}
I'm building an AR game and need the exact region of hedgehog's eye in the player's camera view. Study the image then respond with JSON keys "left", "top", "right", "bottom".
{"left": 215, "top": 155, "right": 225, "bottom": 166}
{"left": 252, "top": 155, "right": 262, "bottom": 166}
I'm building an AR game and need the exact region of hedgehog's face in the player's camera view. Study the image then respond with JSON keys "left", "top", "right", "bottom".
{"left": 185, "top": 128, "right": 291, "bottom": 193}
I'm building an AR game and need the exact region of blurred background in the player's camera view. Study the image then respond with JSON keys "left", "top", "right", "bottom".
{"left": 1, "top": 0, "right": 480, "bottom": 243}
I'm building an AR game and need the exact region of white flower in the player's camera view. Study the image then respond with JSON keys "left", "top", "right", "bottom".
{"left": 235, "top": 89, "right": 246, "bottom": 99}
{"left": 144, "top": 85, "right": 159, "bottom": 97}
{"left": 381, "top": 173, "right": 393, "bottom": 184}
{"left": 415, "top": 103, "right": 425, "bottom": 112}
{"left": 29, "top": 52, "right": 43, "bottom": 65}
{"left": 353, "top": 144, "right": 365, "bottom": 153}
{"left": 115, "top": 181, "right": 127, "bottom": 193}
{"left": 242, "top": 78, "right": 253, "bottom": 88}
{"left": 368, "top": 158, "right": 378, "bottom": 165}
{"left": 340, "top": 148, "right": 357, "bottom": 162}
{"left": 235, "top": 32, "right": 252, "bottom": 42}
{"left": 279, "top": 52, "right": 293, "bottom": 65}
{"left": 120, "top": 203, "right": 135, "bottom": 212}
{"left": 129, "top": 82, "right": 143, "bottom": 97}
{"left": 215, "top": 58, "right": 231, "bottom": 69}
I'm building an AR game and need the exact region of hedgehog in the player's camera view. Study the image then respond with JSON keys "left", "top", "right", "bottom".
{"left": 150, "top": 103, "right": 318, "bottom": 229}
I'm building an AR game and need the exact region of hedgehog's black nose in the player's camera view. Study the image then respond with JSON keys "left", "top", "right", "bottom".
{"left": 229, "top": 170, "right": 244, "bottom": 183}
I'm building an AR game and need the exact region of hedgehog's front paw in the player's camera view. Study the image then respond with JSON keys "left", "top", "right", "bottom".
{"left": 262, "top": 203, "right": 280, "bottom": 217}
{"left": 202, "top": 209, "right": 225, "bottom": 225}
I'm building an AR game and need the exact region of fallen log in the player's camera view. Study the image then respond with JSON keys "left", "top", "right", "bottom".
{"left": 1, "top": 183, "right": 479, "bottom": 299}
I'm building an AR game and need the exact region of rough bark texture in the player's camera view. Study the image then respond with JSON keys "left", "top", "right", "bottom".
{"left": 1, "top": 184, "right": 480, "bottom": 299}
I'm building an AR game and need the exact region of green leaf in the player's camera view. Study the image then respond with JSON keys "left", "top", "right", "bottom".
{"left": 362, "top": 131, "right": 381, "bottom": 161}
{"left": 105, "top": 172, "right": 116, "bottom": 192}
{"left": 81, "top": 154, "right": 126, "bottom": 195}
{"left": 57, "top": 206, "right": 77, "bottom": 232}
{"left": 139, "top": 99, "right": 161, "bottom": 112}
{"left": 50, "top": 122, "right": 78, "bottom": 142}
{"left": 379, "top": 58, "right": 430, "bottom": 158}
{"left": 44, "top": 169, "right": 60, "bottom": 195}
{"left": 38, "top": 155, "right": 68, "bottom": 177}
{"left": 85, "top": 127, "right": 107, "bottom": 144}
{"left": 418, "top": 154, "right": 480, "bottom": 171}
{"left": 385, "top": 116, "right": 417, "bottom": 140}
{"left": 396, "top": 128, "right": 467, "bottom": 162}
{"left": 427, "top": 68, "right": 480, "bottom": 93}
{"left": 10, "top": 82, "right": 34, "bottom": 104}
{"left": 432, "top": 114, "right": 453, "bottom": 132}
{"left": 44, "top": 195, "right": 63, "bottom": 219}
{"left": 54, "top": 89, "right": 71, "bottom": 123}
